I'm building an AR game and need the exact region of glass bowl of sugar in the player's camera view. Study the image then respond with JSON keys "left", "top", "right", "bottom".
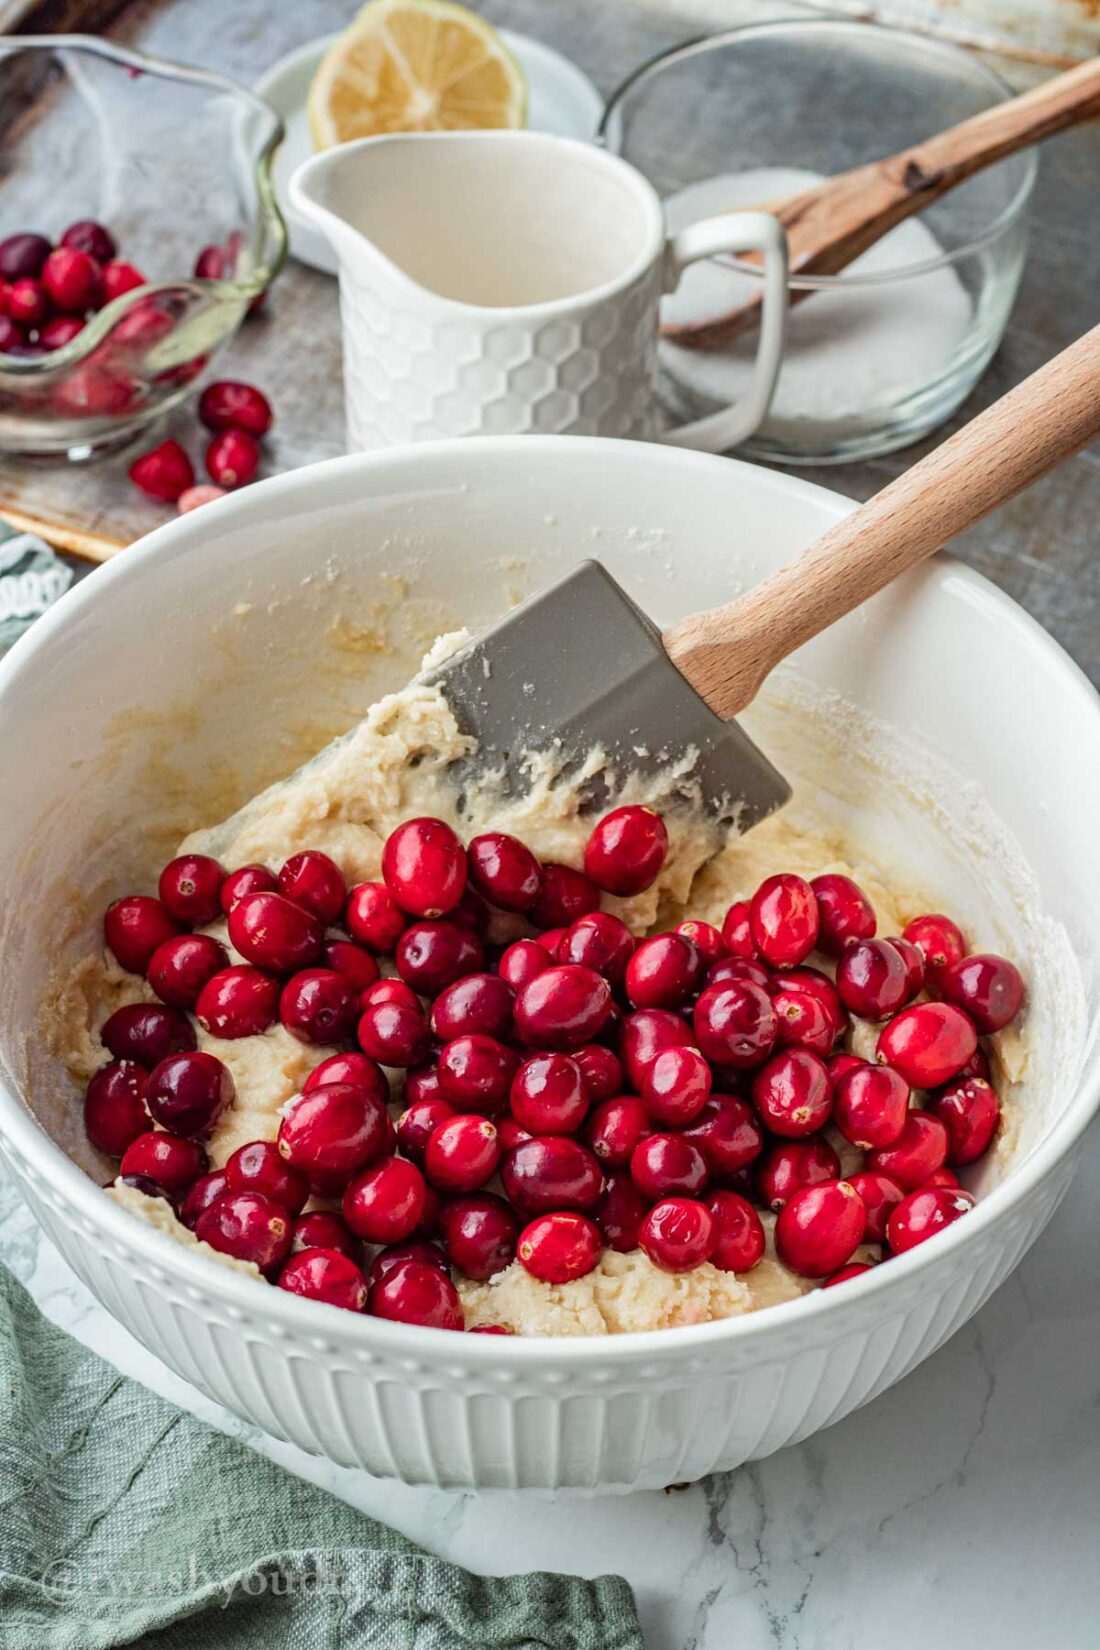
{"left": 600, "top": 20, "right": 1035, "bottom": 464}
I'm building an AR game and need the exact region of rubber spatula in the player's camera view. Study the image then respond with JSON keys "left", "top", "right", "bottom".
{"left": 430, "top": 326, "right": 1100, "bottom": 831}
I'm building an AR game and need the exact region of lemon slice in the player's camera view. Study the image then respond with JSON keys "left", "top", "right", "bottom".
{"left": 308, "top": 0, "right": 527, "bottom": 148}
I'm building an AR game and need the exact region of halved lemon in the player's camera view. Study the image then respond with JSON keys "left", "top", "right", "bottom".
{"left": 308, "top": 0, "right": 527, "bottom": 148}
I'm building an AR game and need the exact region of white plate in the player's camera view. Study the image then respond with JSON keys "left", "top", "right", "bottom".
{"left": 256, "top": 30, "right": 604, "bottom": 275}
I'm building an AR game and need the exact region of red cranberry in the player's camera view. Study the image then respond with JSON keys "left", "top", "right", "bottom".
{"left": 53, "top": 360, "right": 137, "bottom": 414}
{"left": 158, "top": 854, "right": 224, "bottom": 926}
{"left": 180, "top": 1169, "right": 230, "bottom": 1230}
{"left": 707, "top": 1190, "right": 765, "bottom": 1272}
{"left": 219, "top": 864, "right": 277, "bottom": 915}
{"left": 60, "top": 220, "right": 116, "bottom": 262}
{"left": 558, "top": 911, "right": 635, "bottom": 985}
{"left": 437, "top": 1034, "right": 518, "bottom": 1114}
{"left": 101, "top": 1003, "right": 196, "bottom": 1065}
{"left": 119, "top": 1131, "right": 206, "bottom": 1194}
{"left": 468, "top": 1324, "right": 512, "bottom": 1334}
{"left": 515, "top": 964, "right": 611, "bottom": 1051}
{"left": 291, "top": 1209, "right": 359, "bottom": 1258}
{"left": 147, "top": 933, "right": 228, "bottom": 1009}
{"left": 84, "top": 1061, "right": 149, "bottom": 1156}
{"left": 0, "top": 232, "right": 51, "bottom": 280}
{"left": 630, "top": 1132, "right": 707, "bottom": 1200}
{"left": 693, "top": 979, "right": 777, "bottom": 1069}
{"left": 639, "top": 1197, "right": 715, "bottom": 1272}
{"left": 845, "top": 1170, "right": 905, "bottom": 1243}
{"left": 361, "top": 978, "right": 420, "bottom": 1012}
{"left": 868, "top": 1110, "right": 949, "bottom": 1190}
{"left": 890, "top": 937, "right": 926, "bottom": 997}
{"left": 104, "top": 894, "right": 180, "bottom": 974}
{"left": 439, "top": 1193, "right": 519, "bottom": 1280}
{"left": 206, "top": 428, "right": 259, "bottom": 490}
{"left": 780, "top": 962, "right": 846, "bottom": 1024}
{"left": 619, "top": 1007, "right": 695, "bottom": 1089}
{"left": 279, "top": 1247, "right": 368, "bottom": 1311}
{"left": 810, "top": 873, "right": 876, "bottom": 955}
{"left": 403, "top": 1063, "right": 445, "bottom": 1105}
{"left": 111, "top": 296, "right": 173, "bottom": 349}
{"left": 277, "top": 1082, "right": 390, "bottom": 1177}
{"left": 228, "top": 891, "right": 324, "bottom": 974}
{"left": 886, "top": 1185, "right": 975, "bottom": 1253}
{"left": 497, "top": 1115, "right": 532, "bottom": 1152}
{"left": 752, "top": 1049, "right": 832, "bottom": 1138}
{"left": 322, "top": 939, "right": 380, "bottom": 993}
{"left": 956, "top": 1044, "right": 992, "bottom": 1083}
{"left": 304, "top": 1051, "right": 387, "bottom": 1097}
{"left": 676, "top": 919, "right": 726, "bottom": 965}
{"left": 367, "top": 1259, "right": 463, "bottom": 1329}
{"left": 682, "top": 1094, "right": 764, "bottom": 1176}
{"left": 116, "top": 1173, "right": 176, "bottom": 1207}
{"left": 145, "top": 1050, "right": 234, "bottom": 1138}
{"left": 39, "top": 315, "right": 84, "bottom": 349}
{"left": 510, "top": 1052, "right": 588, "bottom": 1135}
{"left": 275, "top": 852, "right": 344, "bottom": 926}
{"left": 424, "top": 1114, "right": 501, "bottom": 1193}
{"left": 225, "top": 1140, "right": 308, "bottom": 1213}
{"left": 367, "top": 1245, "right": 445, "bottom": 1290}
{"left": 465, "top": 831, "right": 541, "bottom": 911}
{"left": 940, "top": 953, "right": 1024, "bottom": 1034}
{"left": 383, "top": 817, "right": 466, "bottom": 917}
{"left": 641, "top": 1045, "right": 712, "bottom": 1125}
{"left": 357, "top": 997, "right": 430, "bottom": 1067}
{"left": 721, "top": 900, "right": 757, "bottom": 958}
{"left": 822, "top": 1262, "right": 874, "bottom": 1288}
{"left": 756, "top": 1137, "right": 840, "bottom": 1211}
{"left": 531, "top": 863, "right": 600, "bottom": 928}
{"left": 502, "top": 1135, "right": 603, "bottom": 1213}
{"left": 343, "top": 1155, "right": 427, "bottom": 1244}
{"left": 927, "top": 1077, "right": 1001, "bottom": 1165}
{"left": 750, "top": 873, "right": 819, "bottom": 968}
{"left": 584, "top": 805, "right": 669, "bottom": 896}
{"left": 194, "top": 245, "right": 227, "bottom": 279}
{"left": 517, "top": 1211, "right": 601, "bottom": 1283}
{"left": 573, "top": 1043, "right": 624, "bottom": 1103}
{"left": 776, "top": 1180, "right": 866, "bottom": 1277}
{"left": 42, "top": 246, "right": 102, "bottom": 313}
{"left": 397, "top": 1095, "right": 455, "bottom": 1160}
{"left": 625, "top": 933, "right": 701, "bottom": 1009}
{"left": 535, "top": 927, "right": 568, "bottom": 958}
{"left": 902, "top": 913, "right": 966, "bottom": 987}
{"left": 833, "top": 1063, "right": 910, "bottom": 1150}
{"left": 7, "top": 278, "right": 49, "bottom": 327}
{"left": 876, "top": 1002, "right": 977, "bottom": 1088}
{"left": 924, "top": 1167, "right": 960, "bottom": 1188}
{"left": 593, "top": 1172, "right": 647, "bottom": 1252}
{"left": 198, "top": 379, "right": 274, "bottom": 436}
{"left": 498, "top": 938, "right": 550, "bottom": 992}
{"left": 280, "top": 968, "right": 359, "bottom": 1045}
{"left": 196, "top": 1192, "right": 291, "bottom": 1275}
{"left": 769, "top": 984, "right": 835, "bottom": 1056}
{"left": 431, "top": 972, "right": 513, "bottom": 1040}
{"left": 584, "top": 1095, "right": 650, "bottom": 1166}
{"left": 102, "top": 260, "right": 146, "bottom": 301}
{"left": 836, "top": 939, "right": 912, "bottom": 1020}
{"left": 396, "top": 920, "right": 482, "bottom": 994}
{"left": 346, "top": 881, "right": 406, "bottom": 952}
{"left": 129, "top": 438, "right": 195, "bottom": 503}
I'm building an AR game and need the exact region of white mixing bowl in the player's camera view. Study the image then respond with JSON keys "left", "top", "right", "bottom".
{"left": 0, "top": 437, "right": 1097, "bottom": 1493}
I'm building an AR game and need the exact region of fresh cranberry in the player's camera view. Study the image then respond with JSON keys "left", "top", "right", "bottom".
{"left": 902, "top": 913, "right": 966, "bottom": 987}
{"left": 887, "top": 1185, "right": 975, "bottom": 1253}
{"left": 927, "top": 1076, "right": 1001, "bottom": 1165}
{"left": 225, "top": 1140, "right": 308, "bottom": 1213}
{"left": 497, "top": 938, "right": 550, "bottom": 991}
{"left": 322, "top": 939, "right": 380, "bottom": 993}
{"left": 279, "top": 1247, "right": 368, "bottom": 1311}
{"left": 0, "top": 232, "right": 51, "bottom": 280}
{"left": 145, "top": 1050, "right": 234, "bottom": 1138}
{"left": 530, "top": 863, "right": 600, "bottom": 928}
{"left": 180, "top": 1169, "right": 230, "bottom": 1230}
{"left": 924, "top": 1167, "right": 961, "bottom": 1188}
{"left": 891, "top": 937, "right": 926, "bottom": 997}
{"left": 84, "top": 1061, "right": 149, "bottom": 1156}
{"left": 625, "top": 933, "right": 701, "bottom": 1009}
{"left": 584, "top": 805, "right": 668, "bottom": 896}
{"left": 396, "top": 920, "right": 482, "bottom": 993}
{"left": 750, "top": 873, "right": 819, "bottom": 968}
{"left": 102, "top": 260, "right": 146, "bottom": 301}
{"left": 828, "top": 1052, "right": 867, "bottom": 1083}
{"left": 60, "top": 220, "right": 116, "bottom": 262}
{"left": 845, "top": 1170, "right": 905, "bottom": 1243}
{"left": 619, "top": 1008, "right": 695, "bottom": 1089}
{"left": 101, "top": 1003, "right": 196, "bottom": 1065}
{"left": 535, "top": 927, "right": 568, "bottom": 959}
{"left": 198, "top": 379, "right": 274, "bottom": 436}
{"left": 382, "top": 817, "right": 466, "bottom": 917}
{"left": 272, "top": 855, "right": 344, "bottom": 928}
{"left": 197, "top": 967, "right": 281, "bottom": 1042}
{"left": 205, "top": 428, "right": 259, "bottom": 490}
{"left": 502, "top": 1135, "right": 603, "bottom": 1213}
{"left": 721, "top": 900, "right": 756, "bottom": 958}
{"left": 439, "top": 1193, "right": 518, "bottom": 1280}
{"left": 639, "top": 1197, "right": 715, "bottom": 1272}
{"left": 756, "top": 1137, "right": 840, "bottom": 1211}
{"left": 194, "top": 245, "right": 227, "bottom": 279}
{"left": 707, "top": 1190, "right": 765, "bottom": 1272}
{"left": 120, "top": 1130, "right": 206, "bottom": 1194}
{"left": 228, "top": 891, "right": 324, "bottom": 974}
{"left": 366, "top": 1241, "right": 448, "bottom": 1287}
{"left": 157, "top": 854, "right": 224, "bottom": 925}
{"left": 39, "top": 315, "right": 84, "bottom": 349}
{"left": 361, "top": 978, "right": 421, "bottom": 1012}
{"left": 940, "top": 953, "right": 1025, "bottom": 1034}
{"left": 510, "top": 1052, "right": 588, "bottom": 1135}
{"left": 147, "top": 933, "right": 228, "bottom": 1009}
{"left": 573, "top": 1043, "right": 624, "bottom": 1103}
{"left": 116, "top": 1173, "right": 177, "bottom": 1208}
{"left": 682, "top": 1094, "right": 764, "bottom": 1176}
{"left": 708, "top": 956, "right": 772, "bottom": 992}
{"left": 582, "top": 1095, "right": 649, "bottom": 1166}
{"left": 277, "top": 1082, "right": 390, "bottom": 1177}
{"left": 956, "top": 1045, "right": 992, "bottom": 1082}
{"left": 593, "top": 1173, "right": 646, "bottom": 1252}
{"left": 676, "top": 919, "right": 726, "bottom": 965}
{"left": 112, "top": 297, "right": 174, "bottom": 349}
{"left": 403, "top": 1063, "right": 445, "bottom": 1105}
{"left": 558, "top": 911, "right": 635, "bottom": 985}
{"left": 104, "top": 894, "right": 180, "bottom": 974}
{"left": 358, "top": 997, "right": 430, "bottom": 1066}
{"left": 303, "top": 1051, "right": 386, "bottom": 1097}
{"left": 496, "top": 1115, "right": 531, "bottom": 1152}
{"left": 424, "top": 1114, "right": 501, "bottom": 1193}
{"left": 836, "top": 939, "right": 912, "bottom": 1020}
{"left": 42, "top": 247, "right": 102, "bottom": 313}
{"left": 463, "top": 831, "right": 540, "bottom": 911}
{"left": 437, "top": 1034, "right": 518, "bottom": 1113}
{"left": 346, "top": 881, "right": 406, "bottom": 952}
{"left": 769, "top": 984, "right": 835, "bottom": 1056}
{"left": 868, "top": 1110, "right": 949, "bottom": 1190}
{"left": 876, "top": 1002, "right": 977, "bottom": 1088}
{"left": 693, "top": 979, "right": 777, "bottom": 1069}
{"left": 7, "top": 278, "right": 49, "bottom": 328}
{"left": 468, "top": 1324, "right": 512, "bottom": 1335}
{"left": 517, "top": 1211, "right": 602, "bottom": 1283}
{"left": 752, "top": 1049, "right": 832, "bottom": 1138}
{"left": 431, "top": 973, "right": 513, "bottom": 1040}
{"left": 810, "top": 873, "right": 876, "bottom": 955}
{"left": 196, "top": 1192, "right": 291, "bottom": 1274}
{"left": 640, "top": 1045, "right": 711, "bottom": 1125}
{"left": 291, "top": 1209, "right": 359, "bottom": 1258}
{"left": 775, "top": 1180, "right": 866, "bottom": 1277}
{"left": 822, "top": 1262, "right": 874, "bottom": 1288}
{"left": 367, "top": 1259, "right": 463, "bottom": 1329}
{"left": 279, "top": 968, "right": 359, "bottom": 1045}
{"left": 397, "top": 1095, "right": 455, "bottom": 1160}
{"left": 515, "top": 964, "right": 611, "bottom": 1051}
{"left": 343, "top": 1155, "right": 427, "bottom": 1244}
{"left": 630, "top": 1132, "right": 707, "bottom": 1200}
{"left": 833, "top": 1063, "right": 910, "bottom": 1149}
{"left": 219, "top": 864, "right": 276, "bottom": 914}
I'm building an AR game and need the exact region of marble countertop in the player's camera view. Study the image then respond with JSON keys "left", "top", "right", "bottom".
{"left": 6, "top": 1122, "right": 1100, "bottom": 1649}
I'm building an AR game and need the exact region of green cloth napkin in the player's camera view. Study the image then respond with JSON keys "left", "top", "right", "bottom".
{"left": 0, "top": 1266, "right": 641, "bottom": 1649}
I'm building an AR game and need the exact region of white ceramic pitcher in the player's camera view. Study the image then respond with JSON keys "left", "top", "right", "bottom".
{"left": 290, "top": 130, "right": 787, "bottom": 453}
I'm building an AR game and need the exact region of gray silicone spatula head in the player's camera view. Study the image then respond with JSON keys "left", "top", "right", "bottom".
{"left": 425, "top": 560, "right": 791, "bottom": 830}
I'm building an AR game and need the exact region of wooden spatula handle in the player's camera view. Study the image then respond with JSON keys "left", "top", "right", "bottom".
{"left": 663, "top": 326, "right": 1100, "bottom": 719}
